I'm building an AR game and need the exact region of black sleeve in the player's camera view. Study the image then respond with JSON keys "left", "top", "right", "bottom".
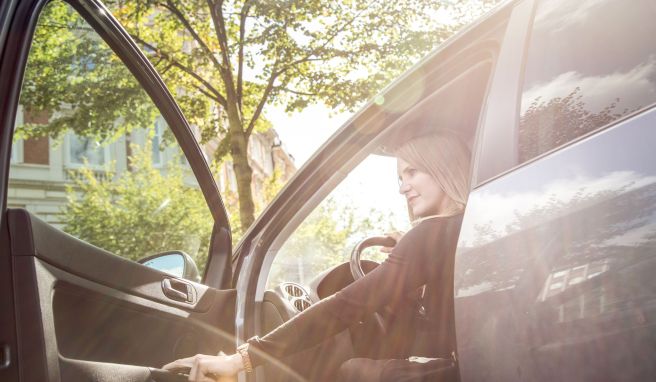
{"left": 247, "top": 216, "right": 458, "bottom": 367}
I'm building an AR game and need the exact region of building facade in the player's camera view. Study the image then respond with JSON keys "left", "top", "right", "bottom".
{"left": 9, "top": 106, "right": 296, "bottom": 228}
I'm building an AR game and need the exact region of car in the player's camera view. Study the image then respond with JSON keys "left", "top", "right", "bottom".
{"left": 1, "top": 0, "right": 655, "bottom": 381}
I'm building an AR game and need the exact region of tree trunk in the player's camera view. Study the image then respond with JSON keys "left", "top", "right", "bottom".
{"left": 227, "top": 109, "right": 255, "bottom": 232}
{"left": 231, "top": 136, "right": 255, "bottom": 231}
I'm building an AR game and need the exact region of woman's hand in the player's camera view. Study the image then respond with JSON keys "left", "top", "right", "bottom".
{"left": 381, "top": 231, "right": 405, "bottom": 253}
{"left": 162, "top": 352, "right": 242, "bottom": 382}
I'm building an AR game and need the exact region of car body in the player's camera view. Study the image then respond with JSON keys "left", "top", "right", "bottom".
{"left": 1, "top": 0, "right": 655, "bottom": 381}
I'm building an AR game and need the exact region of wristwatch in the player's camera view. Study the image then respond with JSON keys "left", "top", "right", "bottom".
{"left": 236, "top": 342, "right": 253, "bottom": 373}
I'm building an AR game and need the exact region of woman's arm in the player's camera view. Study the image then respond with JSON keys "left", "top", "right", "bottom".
{"left": 162, "top": 215, "right": 461, "bottom": 381}
{"left": 247, "top": 217, "right": 453, "bottom": 366}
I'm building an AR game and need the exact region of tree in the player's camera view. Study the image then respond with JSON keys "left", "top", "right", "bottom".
{"left": 106, "top": 0, "right": 496, "bottom": 231}
{"left": 16, "top": 1, "right": 157, "bottom": 142}
{"left": 519, "top": 87, "right": 634, "bottom": 163}
{"left": 62, "top": 142, "right": 394, "bottom": 281}
{"left": 62, "top": 143, "right": 215, "bottom": 268}
{"left": 18, "top": 0, "right": 498, "bottom": 233}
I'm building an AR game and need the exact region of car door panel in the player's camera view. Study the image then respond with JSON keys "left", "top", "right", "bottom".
{"left": 8, "top": 208, "right": 224, "bottom": 312}
{"left": 58, "top": 356, "right": 192, "bottom": 382}
{"left": 8, "top": 208, "right": 236, "bottom": 381}
{"left": 455, "top": 106, "right": 656, "bottom": 381}
{"left": 0, "top": 0, "right": 237, "bottom": 378}
{"left": 59, "top": 357, "right": 151, "bottom": 382}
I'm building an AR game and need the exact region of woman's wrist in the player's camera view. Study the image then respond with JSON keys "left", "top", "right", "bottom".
{"left": 227, "top": 353, "right": 245, "bottom": 373}
{"left": 236, "top": 343, "right": 253, "bottom": 373}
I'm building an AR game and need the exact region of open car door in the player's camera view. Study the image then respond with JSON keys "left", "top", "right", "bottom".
{"left": 0, "top": 0, "right": 235, "bottom": 381}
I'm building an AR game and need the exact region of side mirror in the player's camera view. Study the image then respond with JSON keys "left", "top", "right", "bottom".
{"left": 138, "top": 250, "right": 201, "bottom": 282}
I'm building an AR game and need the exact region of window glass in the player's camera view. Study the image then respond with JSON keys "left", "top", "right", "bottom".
{"left": 10, "top": 140, "right": 22, "bottom": 164}
{"left": 518, "top": 0, "right": 656, "bottom": 163}
{"left": 8, "top": 0, "right": 213, "bottom": 278}
{"left": 267, "top": 154, "right": 410, "bottom": 288}
{"left": 152, "top": 117, "right": 165, "bottom": 166}
{"left": 10, "top": 106, "right": 24, "bottom": 164}
{"left": 68, "top": 134, "right": 108, "bottom": 167}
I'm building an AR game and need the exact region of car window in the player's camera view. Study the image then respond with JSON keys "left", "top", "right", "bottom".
{"left": 517, "top": 0, "right": 656, "bottom": 164}
{"left": 266, "top": 154, "right": 411, "bottom": 288}
{"left": 265, "top": 56, "right": 495, "bottom": 291}
{"left": 8, "top": 0, "right": 213, "bottom": 279}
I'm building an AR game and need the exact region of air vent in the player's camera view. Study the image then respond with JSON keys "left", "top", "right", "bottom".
{"left": 281, "top": 283, "right": 312, "bottom": 312}
{"left": 285, "top": 284, "right": 303, "bottom": 297}
{"left": 294, "top": 299, "right": 311, "bottom": 311}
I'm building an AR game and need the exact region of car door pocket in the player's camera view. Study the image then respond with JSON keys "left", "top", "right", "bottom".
{"left": 162, "top": 278, "right": 195, "bottom": 304}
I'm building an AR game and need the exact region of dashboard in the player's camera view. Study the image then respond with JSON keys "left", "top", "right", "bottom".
{"left": 259, "top": 260, "right": 381, "bottom": 381}
{"left": 265, "top": 260, "right": 381, "bottom": 322}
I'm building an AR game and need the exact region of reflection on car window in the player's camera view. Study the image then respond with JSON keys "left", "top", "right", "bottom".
{"left": 267, "top": 155, "right": 410, "bottom": 288}
{"left": 8, "top": 0, "right": 213, "bottom": 278}
{"left": 518, "top": 0, "right": 656, "bottom": 163}
{"left": 455, "top": 116, "right": 656, "bottom": 380}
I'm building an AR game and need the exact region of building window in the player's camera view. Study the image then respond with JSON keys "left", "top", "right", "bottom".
{"left": 225, "top": 162, "right": 237, "bottom": 192}
{"left": 12, "top": 106, "right": 24, "bottom": 164}
{"left": 11, "top": 139, "right": 23, "bottom": 164}
{"left": 152, "top": 117, "right": 165, "bottom": 167}
{"left": 67, "top": 133, "right": 109, "bottom": 168}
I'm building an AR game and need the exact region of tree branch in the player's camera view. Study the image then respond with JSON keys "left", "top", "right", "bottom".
{"left": 243, "top": 3, "right": 360, "bottom": 138}
{"left": 276, "top": 87, "right": 317, "bottom": 97}
{"left": 208, "top": 0, "right": 239, "bottom": 115}
{"left": 237, "top": 0, "right": 252, "bottom": 106}
{"left": 193, "top": 85, "right": 225, "bottom": 106}
{"left": 160, "top": 0, "right": 224, "bottom": 73}
{"left": 133, "top": 36, "right": 228, "bottom": 108}
{"left": 246, "top": 67, "right": 278, "bottom": 137}
{"left": 207, "top": 0, "right": 233, "bottom": 76}
{"left": 274, "top": 57, "right": 325, "bottom": 76}
{"left": 277, "top": 0, "right": 376, "bottom": 74}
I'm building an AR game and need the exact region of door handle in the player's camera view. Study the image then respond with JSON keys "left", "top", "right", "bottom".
{"left": 162, "top": 278, "right": 195, "bottom": 303}
{"left": 0, "top": 343, "right": 10, "bottom": 370}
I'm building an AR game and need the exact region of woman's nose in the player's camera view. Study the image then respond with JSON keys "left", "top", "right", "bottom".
{"left": 398, "top": 181, "right": 410, "bottom": 194}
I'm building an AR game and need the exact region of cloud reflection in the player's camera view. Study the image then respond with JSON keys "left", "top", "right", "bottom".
{"left": 521, "top": 56, "right": 656, "bottom": 115}
{"left": 460, "top": 171, "right": 656, "bottom": 246}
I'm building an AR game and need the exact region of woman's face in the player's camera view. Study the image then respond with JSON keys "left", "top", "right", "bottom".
{"left": 397, "top": 158, "right": 447, "bottom": 218}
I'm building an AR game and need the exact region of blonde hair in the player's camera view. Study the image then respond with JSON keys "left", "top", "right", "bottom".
{"left": 394, "top": 131, "right": 471, "bottom": 221}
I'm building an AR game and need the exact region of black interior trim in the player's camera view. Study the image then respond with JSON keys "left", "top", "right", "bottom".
{"left": 58, "top": 356, "right": 191, "bottom": 382}
{"left": 59, "top": 357, "right": 150, "bottom": 382}
{"left": 8, "top": 208, "right": 237, "bottom": 381}
{"left": 7, "top": 208, "right": 218, "bottom": 312}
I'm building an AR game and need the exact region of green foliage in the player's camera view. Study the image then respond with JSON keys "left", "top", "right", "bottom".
{"left": 19, "top": 0, "right": 500, "bottom": 236}
{"left": 109, "top": 0, "right": 485, "bottom": 120}
{"left": 106, "top": 0, "right": 498, "bottom": 229}
{"left": 17, "top": 1, "right": 157, "bottom": 142}
{"left": 267, "top": 197, "right": 392, "bottom": 286}
{"left": 62, "top": 143, "right": 214, "bottom": 269}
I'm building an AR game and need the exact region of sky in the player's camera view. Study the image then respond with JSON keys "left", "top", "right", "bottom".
{"left": 261, "top": 1, "right": 500, "bottom": 232}
{"left": 267, "top": 104, "right": 411, "bottom": 232}
{"left": 266, "top": 104, "right": 351, "bottom": 165}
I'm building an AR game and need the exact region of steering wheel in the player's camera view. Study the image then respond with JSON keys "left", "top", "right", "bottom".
{"left": 350, "top": 236, "right": 396, "bottom": 280}
{"left": 349, "top": 235, "right": 397, "bottom": 334}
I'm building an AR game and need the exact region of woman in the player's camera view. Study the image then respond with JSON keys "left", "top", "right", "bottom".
{"left": 163, "top": 131, "right": 471, "bottom": 382}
